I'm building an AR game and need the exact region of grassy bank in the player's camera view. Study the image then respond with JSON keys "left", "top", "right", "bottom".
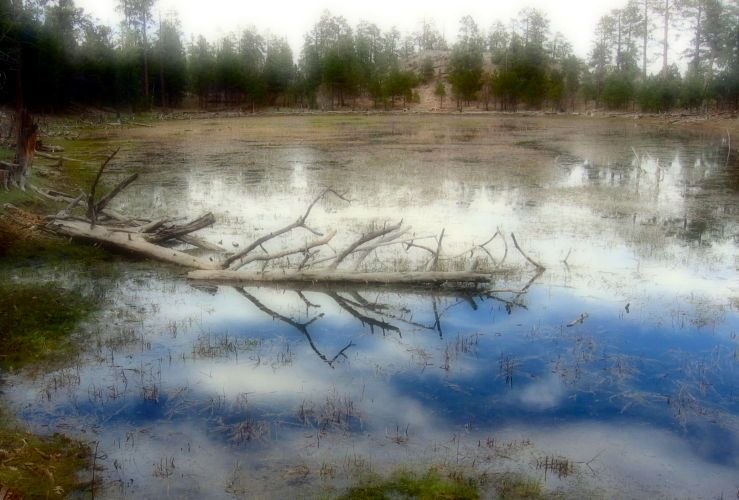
{"left": 0, "top": 409, "right": 91, "bottom": 498}
{"left": 0, "top": 281, "right": 95, "bottom": 371}
{"left": 335, "top": 467, "right": 545, "bottom": 500}
{"left": 0, "top": 212, "right": 104, "bottom": 495}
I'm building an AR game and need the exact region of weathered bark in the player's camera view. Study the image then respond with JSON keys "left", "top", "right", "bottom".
{"left": 188, "top": 270, "right": 494, "bottom": 285}
{"left": 145, "top": 212, "right": 216, "bottom": 243}
{"left": 178, "top": 234, "right": 225, "bottom": 252}
{"left": 47, "top": 219, "right": 221, "bottom": 270}
{"left": 11, "top": 110, "right": 37, "bottom": 190}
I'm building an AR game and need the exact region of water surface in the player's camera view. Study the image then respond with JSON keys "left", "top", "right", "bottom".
{"left": 5, "top": 115, "right": 738, "bottom": 498}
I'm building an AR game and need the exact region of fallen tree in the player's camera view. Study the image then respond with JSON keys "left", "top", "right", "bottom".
{"left": 187, "top": 270, "right": 497, "bottom": 285}
{"left": 26, "top": 149, "right": 546, "bottom": 288}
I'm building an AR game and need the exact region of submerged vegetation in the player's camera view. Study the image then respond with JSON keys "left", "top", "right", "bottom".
{"left": 0, "top": 282, "right": 93, "bottom": 370}
{"left": 337, "top": 468, "right": 545, "bottom": 500}
{"left": 0, "top": 204, "right": 105, "bottom": 497}
{"left": 337, "top": 468, "right": 482, "bottom": 500}
{"left": 0, "top": 217, "right": 108, "bottom": 370}
{"left": 0, "top": 409, "right": 90, "bottom": 498}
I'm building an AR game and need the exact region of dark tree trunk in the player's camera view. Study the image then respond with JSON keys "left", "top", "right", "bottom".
{"left": 12, "top": 110, "right": 37, "bottom": 190}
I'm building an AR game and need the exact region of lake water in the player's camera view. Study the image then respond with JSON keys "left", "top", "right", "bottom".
{"left": 4, "top": 115, "right": 738, "bottom": 498}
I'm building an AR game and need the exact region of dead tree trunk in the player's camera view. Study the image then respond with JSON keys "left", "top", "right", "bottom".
{"left": 48, "top": 219, "right": 222, "bottom": 270}
{"left": 10, "top": 110, "right": 36, "bottom": 190}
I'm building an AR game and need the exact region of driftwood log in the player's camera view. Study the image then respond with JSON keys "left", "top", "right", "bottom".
{"left": 187, "top": 270, "right": 496, "bottom": 285}
{"left": 36, "top": 150, "right": 546, "bottom": 287}
{"left": 47, "top": 219, "right": 221, "bottom": 270}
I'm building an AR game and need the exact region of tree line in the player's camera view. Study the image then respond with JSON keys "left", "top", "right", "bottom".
{"left": 0, "top": 0, "right": 736, "bottom": 113}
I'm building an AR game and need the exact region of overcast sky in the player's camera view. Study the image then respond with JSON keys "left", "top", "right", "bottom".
{"left": 75, "top": 0, "right": 631, "bottom": 58}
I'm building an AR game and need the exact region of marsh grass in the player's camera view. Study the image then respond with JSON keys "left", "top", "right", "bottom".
{"left": 0, "top": 282, "right": 94, "bottom": 370}
{"left": 337, "top": 467, "right": 481, "bottom": 500}
{"left": 0, "top": 217, "right": 112, "bottom": 277}
{"left": 0, "top": 409, "right": 90, "bottom": 498}
{"left": 0, "top": 213, "right": 116, "bottom": 372}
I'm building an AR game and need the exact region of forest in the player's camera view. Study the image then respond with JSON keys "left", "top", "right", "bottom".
{"left": 0, "top": 0, "right": 737, "bottom": 113}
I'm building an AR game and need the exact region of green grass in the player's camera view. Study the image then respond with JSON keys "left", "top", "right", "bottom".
{"left": 338, "top": 468, "right": 480, "bottom": 500}
{"left": 0, "top": 230, "right": 110, "bottom": 269}
{"left": 336, "top": 468, "right": 545, "bottom": 500}
{"left": 0, "top": 217, "right": 107, "bottom": 372}
{"left": 0, "top": 408, "right": 90, "bottom": 498}
{"left": 0, "top": 282, "right": 94, "bottom": 371}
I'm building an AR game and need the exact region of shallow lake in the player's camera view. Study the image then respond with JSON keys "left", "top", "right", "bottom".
{"left": 5, "top": 115, "right": 738, "bottom": 498}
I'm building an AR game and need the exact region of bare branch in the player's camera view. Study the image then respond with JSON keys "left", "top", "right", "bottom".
{"left": 308, "top": 234, "right": 435, "bottom": 269}
{"left": 223, "top": 188, "right": 348, "bottom": 268}
{"left": 498, "top": 227, "right": 508, "bottom": 265}
{"left": 298, "top": 187, "right": 351, "bottom": 223}
{"left": 298, "top": 250, "right": 319, "bottom": 270}
{"left": 352, "top": 226, "right": 411, "bottom": 271}
{"left": 329, "top": 220, "right": 403, "bottom": 270}
{"left": 405, "top": 240, "right": 436, "bottom": 255}
{"left": 425, "top": 228, "right": 445, "bottom": 271}
{"left": 94, "top": 173, "right": 139, "bottom": 213}
{"left": 53, "top": 192, "right": 85, "bottom": 219}
{"left": 510, "top": 232, "right": 545, "bottom": 270}
{"left": 87, "top": 147, "right": 120, "bottom": 224}
{"left": 232, "top": 229, "right": 337, "bottom": 270}
{"left": 432, "top": 296, "right": 443, "bottom": 338}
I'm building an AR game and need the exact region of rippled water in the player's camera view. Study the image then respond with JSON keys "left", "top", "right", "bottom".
{"left": 5, "top": 115, "right": 738, "bottom": 498}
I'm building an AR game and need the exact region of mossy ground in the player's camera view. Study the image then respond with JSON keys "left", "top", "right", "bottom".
{"left": 0, "top": 207, "right": 112, "bottom": 372}
{"left": 0, "top": 409, "right": 90, "bottom": 498}
{"left": 338, "top": 468, "right": 481, "bottom": 500}
{"left": 0, "top": 281, "right": 95, "bottom": 371}
{"left": 335, "top": 467, "right": 546, "bottom": 500}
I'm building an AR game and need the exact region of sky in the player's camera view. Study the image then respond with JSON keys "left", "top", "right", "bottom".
{"left": 76, "top": 0, "right": 628, "bottom": 59}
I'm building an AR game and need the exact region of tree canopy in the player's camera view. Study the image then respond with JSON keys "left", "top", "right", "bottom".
{"left": 0, "top": 0, "right": 736, "bottom": 112}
